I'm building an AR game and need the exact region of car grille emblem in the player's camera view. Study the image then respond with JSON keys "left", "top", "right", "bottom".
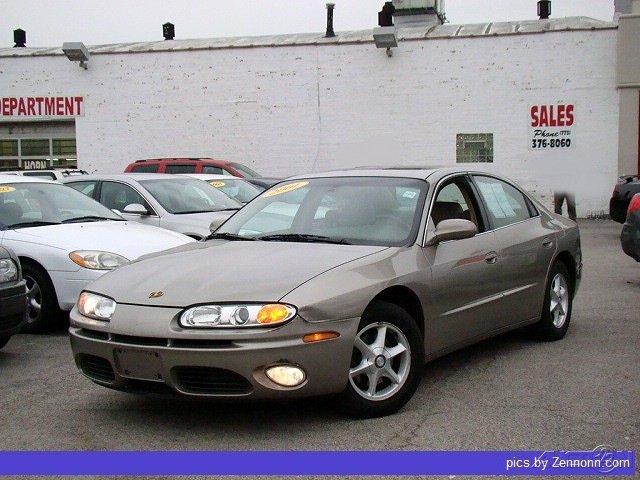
{"left": 148, "top": 291, "right": 164, "bottom": 299}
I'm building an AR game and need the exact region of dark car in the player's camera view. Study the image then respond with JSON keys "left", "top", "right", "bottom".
{"left": 610, "top": 175, "right": 640, "bottom": 223}
{"left": 0, "top": 246, "right": 27, "bottom": 349}
{"left": 124, "top": 158, "right": 261, "bottom": 179}
{"left": 621, "top": 193, "right": 640, "bottom": 262}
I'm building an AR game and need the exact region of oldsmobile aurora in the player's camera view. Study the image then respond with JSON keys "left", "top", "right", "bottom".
{"left": 70, "top": 168, "right": 581, "bottom": 417}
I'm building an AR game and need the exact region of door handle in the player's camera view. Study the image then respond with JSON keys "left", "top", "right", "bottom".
{"left": 542, "top": 238, "right": 554, "bottom": 248}
{"left": 485, "top": 252, "right": 498, "bottom": 264}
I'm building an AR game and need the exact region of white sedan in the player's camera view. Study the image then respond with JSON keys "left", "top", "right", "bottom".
{"left": 0, "top": 175, "right": 193, "bottom": 332}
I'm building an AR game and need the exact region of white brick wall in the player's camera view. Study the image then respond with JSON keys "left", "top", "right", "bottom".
{"left": 1, "top": 29, "right": 619, "bottom": 216}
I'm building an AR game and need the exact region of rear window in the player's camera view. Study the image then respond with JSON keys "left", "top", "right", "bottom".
{"left": 230, "top": 163, "right": 260, "bottom": 178}
{"left": 131, "top": 164, "right": 158, "bottom": 173}
{"left": 202, "top": 166, "right": 224, "bottom": 174}
{"left": 165, "top": 164, "right": 196, "bottom": 174}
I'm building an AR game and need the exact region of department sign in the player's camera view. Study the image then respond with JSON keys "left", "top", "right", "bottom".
{"left": 529, "top": 103, "right": 574, "bottom": 150}
{"left": 0, "top": 96, "right": 84, "bottom": 117}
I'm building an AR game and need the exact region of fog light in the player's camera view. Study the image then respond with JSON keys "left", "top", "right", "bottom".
{"left": 265, "top": 365, "right": 306, "bottom": 387}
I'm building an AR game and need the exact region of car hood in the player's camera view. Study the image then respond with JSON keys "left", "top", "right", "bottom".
{"left": 87, "top": 240, "right": 388, "bottom": 307}
{"left": 4, "top": 221, "right": 192, "bottom": 259}
{"left": 167, "top": 210, "right": 236, "bottom": 235}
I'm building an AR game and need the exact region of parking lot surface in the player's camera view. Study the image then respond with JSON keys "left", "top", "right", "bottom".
{"left": 1, "top": 220, "right": 638, "bottom": 456}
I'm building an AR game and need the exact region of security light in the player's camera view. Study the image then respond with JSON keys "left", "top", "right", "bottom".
{"left": 62, "top": 42, "right": 90, "bottom": 69}
{"left": 373, "top": 26, "right": 397, "bottom": 57}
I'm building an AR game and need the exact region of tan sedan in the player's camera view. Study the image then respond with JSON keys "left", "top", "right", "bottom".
{"left": 69, "top": 168, "right": 581, "bottom": 418}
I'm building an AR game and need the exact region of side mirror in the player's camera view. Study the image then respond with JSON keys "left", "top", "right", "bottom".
{"left": 123, "top": 203, "right": 149, "bottom": 216}
{"left": 427, "top": 219, "right": 478, "bottom": 246}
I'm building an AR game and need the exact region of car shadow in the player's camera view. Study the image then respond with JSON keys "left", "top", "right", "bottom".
{"left": 96, "top": 328, "right": 538, "bottom": 431}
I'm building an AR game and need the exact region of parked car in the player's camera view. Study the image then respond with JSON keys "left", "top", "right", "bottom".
{"left": 124, "top": 158, "right": 261, "bottom": 178}
{"left": 185, "top": 174, "right": 262, "bottom": 204}
{"left": 245, "top": 177, "right": 282, "bottom": 191}
{"left": 0, "top": 246, "right": 27, "bottom": 349}
{"left": 63, "top": 174, "right": 242, "bottom": 240}
{"left": 621, "top": 193, "right": 640, "bottom": 261}
{"left": 0, "top": 175, "right": 193, "bottom": 332}
{"left": 1, "top": 169, "right": 88, "bottom": 181}
{"left": 69, "top": 168, "right": 581, "bottom": 418}
{"left": 610, "top": 174, "right": 640, "bottom": 223}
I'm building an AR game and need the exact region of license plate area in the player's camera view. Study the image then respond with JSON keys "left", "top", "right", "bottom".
{"left": 114, "top": 348, "right": 163, "bottom": 382}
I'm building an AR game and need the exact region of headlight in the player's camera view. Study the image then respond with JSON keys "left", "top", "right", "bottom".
{"left": 77, "top": 291, "right": 117, "bottom": 321}
{"left": 179, "top": 303, "right": 296, "bottom": 329}
{"left": 0, "top": 258, "right": 18, "bottom": 283}
{"left": 69, "top": 251, "right": 129, "bottom": 270}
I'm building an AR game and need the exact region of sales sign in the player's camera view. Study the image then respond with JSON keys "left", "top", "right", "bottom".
{"left": 529, "top": 104, "right": 574, "bottom": 150}
{"left": 0, "top": 96, "right": 84, "bottom": 117}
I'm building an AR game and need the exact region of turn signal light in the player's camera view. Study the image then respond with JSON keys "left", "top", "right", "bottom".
{"left": 256, "top": 304, "right": 292, "bottom": 325}
{"left": 302, "top": 331, "right": 340, "bottom": 343}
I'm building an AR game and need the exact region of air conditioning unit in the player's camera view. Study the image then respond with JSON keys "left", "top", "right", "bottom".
{"left": 392, "top": 0, "right": 445, "bottom": 14}
{"left": 392, "top": 0, "right": 445, "bottom": 26}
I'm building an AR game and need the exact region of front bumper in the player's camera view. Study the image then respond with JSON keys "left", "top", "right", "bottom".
{"left": 621, "top": 218, "right": 640, "bottom": 262}
{"left": 69, "top": 304, "right": 360, "bottom": 399}
{"left": 0, "top": 279, "right": 27, "bottom": 337}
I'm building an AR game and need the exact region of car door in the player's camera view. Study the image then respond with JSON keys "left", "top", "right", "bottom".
{"left": 98, "top": 181, "right": 160, "bottom": 227}
{"left": 422, "top": 174, "right": 503, "bottom": 353}
{"left": 471, "top": 174, "right": 556, "bottom": 328}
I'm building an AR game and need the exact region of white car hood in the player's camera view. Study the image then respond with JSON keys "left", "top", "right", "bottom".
{"left": 3, "top": 221, "right": 193, "bottom": 259}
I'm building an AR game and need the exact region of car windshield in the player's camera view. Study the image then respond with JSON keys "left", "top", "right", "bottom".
{"left": 139, "top": 178, "right": 241, "bottom": 214}
{"left": 0, "top": 182, "right": 123, "bottom": 229}
{"left": 214, "top": 177, "right": 429, "bottom": 247}
{"left": 208, "top": 178, "right": 262, "bottom": 204}
{"left": 230, "top": 163, "right": 260, "bottom": 178}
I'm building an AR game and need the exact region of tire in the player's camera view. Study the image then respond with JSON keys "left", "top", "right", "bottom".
{"left": 0, "top": 336, "right": 10, "bottom": 349}
{"left": 21, "top": 262, "right": 61, "bottom": 333}
{"left": 339, "top": 301, "right": 424, "bottom": 418}
{"left": 531, "top": 261, "right": 573, "bottom": 341}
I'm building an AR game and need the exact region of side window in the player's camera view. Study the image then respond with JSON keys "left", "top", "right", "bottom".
{"left": 202, "top": 166, "right": 224, "bottom": 174}
{"left": 473, "top": 176, "right": 532, "bottom": 229}
{"left": 99, "top": 182, "right": 148, "bottom": 213}
{"left": 165, "top": 164, "right": 196, "bottom": 174}
{"left": 431, "top": 178, "right": 482, "bottom": 230}
{"left": 67, "top": 181, "right": 97, "bottom": 198}
{"left": 132, "top": 164, "right": 158, "bottom": 173}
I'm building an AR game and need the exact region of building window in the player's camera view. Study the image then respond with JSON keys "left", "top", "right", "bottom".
{"left": 0, "top": 140, "right": 18, "bottom": 157}
{"left": 456, "top": 133, "right": 494, "bottom": 163}
{"left": 20, "top": 139, "right": 50, "bottom": 156}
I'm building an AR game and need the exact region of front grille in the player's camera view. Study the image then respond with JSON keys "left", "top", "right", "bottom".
{"left": 77, "top": 329, "right": 235, "bottom": 350}
{"left": 0, "top": 313, "right": 24, "bottom": 331}
{"left": 173, "top": 366, "right": 252, "bottom": 395}
{"left": 78, "top": 354, "right": 115, "bottom": 383}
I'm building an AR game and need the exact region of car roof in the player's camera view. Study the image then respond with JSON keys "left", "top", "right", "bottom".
{"left": 286, "top": 166, "right": 469, "bottom": 181}
{"left": 61, "top": 173, "right": 188, "bottom": 183}
{"left": 132, "top": 158, "right": 231, "bottom": 165}
{"left": 184, "top": 174, "right": 239, "bottom": 180}
{"left": 0, "top": 174, "right": 58, "bottom": 184}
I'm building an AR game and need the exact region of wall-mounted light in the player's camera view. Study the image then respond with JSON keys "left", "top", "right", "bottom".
{"left": 62, "top": 42, "right": 90, "bottom": 70}
{"left": 373, "top": 26, "right": 397, "bottom": 57}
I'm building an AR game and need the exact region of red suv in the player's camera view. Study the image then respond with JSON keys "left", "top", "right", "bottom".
{"left": 124, "top": 158, "right": 261, "bottom": 178}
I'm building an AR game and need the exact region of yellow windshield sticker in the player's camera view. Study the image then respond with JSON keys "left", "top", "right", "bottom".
{"left": 0, "top": 186, "right": 15, "bottom": 193}
{"left": 263, "top": 181, "right": 309, "bottom": 198}
{"left": 210, "top": 181, "right": 226, "bottom": 188}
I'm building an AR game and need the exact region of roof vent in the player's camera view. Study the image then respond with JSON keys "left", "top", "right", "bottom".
{"left": 163, "top": 22, "right": 175, "bottom": 40}
{"left": 538, "top": 0, "right": 551, "bottom": 19}
{"left": 13, "top": 28, "right": 26, "bottom": 48}
{"left": 325, "top": 3, "right": 335, "bottom": 38}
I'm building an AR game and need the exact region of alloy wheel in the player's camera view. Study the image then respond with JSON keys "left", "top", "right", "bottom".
{"left": 550, "top": 273, "right": 569, "bottom": 328}
{"left": 24, "top": 275, "right": 42, "bottom": 324}
{"left": 349, "top": 322, "right": 411, "bottom": 401}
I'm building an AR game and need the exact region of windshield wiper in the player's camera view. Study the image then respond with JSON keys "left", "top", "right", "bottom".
{"left": 204, "top": 232, "right": 256, "bottom": 242}
{"left": 62, "top": 216, "right": 122, "bottom": 224}
{"left": 257, "top": 233, "right": 352, "bottom": 245}
{"left": 2, "top": 221, "right": 62, "bottom": 230}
